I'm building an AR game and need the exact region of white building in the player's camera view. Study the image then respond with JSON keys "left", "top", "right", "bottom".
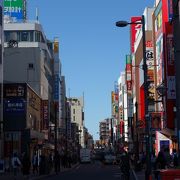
{"left": 67, "top": 97, "right": 85, "bottom": 147}
{"left": 118, "top": 72, "right": 128, "bottom": 143}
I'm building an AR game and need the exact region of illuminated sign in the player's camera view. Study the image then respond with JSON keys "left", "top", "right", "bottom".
{"left": 4, "top": 84, "right": 26, "bottom": 98}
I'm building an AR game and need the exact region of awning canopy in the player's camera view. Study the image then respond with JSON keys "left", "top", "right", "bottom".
{"left": 160, "top": 128, "right": 175, "bottom": 137}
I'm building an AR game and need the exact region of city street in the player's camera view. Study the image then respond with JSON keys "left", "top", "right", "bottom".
{"left": 44, "top": 161, "right": 129, "bottom": 180}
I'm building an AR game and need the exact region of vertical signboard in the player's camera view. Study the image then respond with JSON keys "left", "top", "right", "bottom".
{"left": 53, "top": 38, "right": 60, "bottom": 102}
{"left": 130, "top": 16, "right": 142, "bottom": 53}
{"left": 4, "top": 0, "right": 25, "bottom": 22}
{"left": 41, "top": 100, "right": 49, "bottom": 130}
{"left": 168, "top": 0, "right": 173, "bottom": 22}
{"left": 126, "top": 55, "right": 132, "bottom": 94}
{"left": 0, "top": 0, "right": 3, "bottom": 160}
{"left": 155, "top": 1, "right": 163, "bottom": 87}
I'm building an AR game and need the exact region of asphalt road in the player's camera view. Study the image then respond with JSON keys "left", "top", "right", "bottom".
{"left": 44, "top": 161, "right": 124, "bottom": 180}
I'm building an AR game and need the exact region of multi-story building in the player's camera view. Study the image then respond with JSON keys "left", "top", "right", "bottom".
{"left": 67, "top": 97, "right": 84, "bottom": 147}
{"left": 117, "top": 72, "right": 129, "bottom": 146}
{"left": 152, "top": 0, "right": 176, "bottom": 155}
{"left": 99, "top": 118, "right": 110, "bottom": 146}
{"left": 3, "top": 21, "right": 57, "bottom": 158}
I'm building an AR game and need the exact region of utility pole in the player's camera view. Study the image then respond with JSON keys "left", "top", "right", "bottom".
{"left": 135, "top": 102, "right": 139, "bottom": 160}
{"left": 141, "top": 15, "right": 151, "bottom": 180}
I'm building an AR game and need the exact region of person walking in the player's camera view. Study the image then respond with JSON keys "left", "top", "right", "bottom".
{"left": 32, "top": 152, "right": 38, "bottom": 174}
{"left": 21, "top": 152, "right": 31, "bottom": 179}
{"left": 172, "top": 149, "right": 178, "bottom": 167}
{"left": 120, "top": 150, "right": 130, "bottom": 180}
{"left": 11, "top": 152, "right": 21, "bottom": 179}
{"left": 54, "top": 151, "right": 60, "bottom": 174}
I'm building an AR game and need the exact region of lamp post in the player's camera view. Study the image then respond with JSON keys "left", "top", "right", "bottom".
{"left": 116, "top": 15, "right": 151, "bottom": 179}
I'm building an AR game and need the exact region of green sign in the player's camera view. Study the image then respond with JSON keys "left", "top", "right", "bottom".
{"left": 4, "top": 0, "right": 24, "bottom": 21}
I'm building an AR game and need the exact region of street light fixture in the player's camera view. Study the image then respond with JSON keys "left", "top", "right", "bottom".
{"left": 116, "top": 15, "right": 151, "bottom": 180}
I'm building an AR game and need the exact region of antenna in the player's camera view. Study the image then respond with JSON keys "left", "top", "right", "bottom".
{"left": 83, "top": 92, "right": 85, "bottom": 109}
{"left": 68, "top": 88, "right": 70, "bottom": 98}
{"left": 36, "top": 7, "right": 39, "bottom": 22}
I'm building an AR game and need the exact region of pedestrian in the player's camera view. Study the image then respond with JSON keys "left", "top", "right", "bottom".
{"left": 11, "top": 152, "right": 21, "bottom": 179}
{"left": 154, "top": 151, "right": 166, "bottom": 180}
{"left": 21, "top": 152, "right": 31, "bottom": 178}
{"left": 172, "top": 149, "right": 178, "bottom": 167}
{"left": 120, "top": 150, "right": 130, "bottom": 180}
{"left": 54, "top": 151, "right": 60, "bottom": 174}
{"left": 164, "top": 148, "right": 173, "bottom": 168}
{"left": 32, "top": 152, "right": 38, "bottom": 174}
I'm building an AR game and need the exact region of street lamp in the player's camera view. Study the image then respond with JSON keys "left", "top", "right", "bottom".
{"left": 116, "top": 15, "right": 151, "bottom": 180}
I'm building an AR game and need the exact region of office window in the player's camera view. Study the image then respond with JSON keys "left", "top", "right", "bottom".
{"left": 21, "top": 31, "right": 28, "bottom": 41}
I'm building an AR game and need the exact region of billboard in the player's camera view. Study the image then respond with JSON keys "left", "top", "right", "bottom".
{"left": 4, "top": 0, "right": 25, "bottom": 22}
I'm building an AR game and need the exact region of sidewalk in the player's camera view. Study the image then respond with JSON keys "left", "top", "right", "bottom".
{"left": 0, "top": 163, "right": 79, "bottom": 180}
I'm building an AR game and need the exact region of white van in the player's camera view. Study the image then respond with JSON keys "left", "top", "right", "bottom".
{"left": 80, "top": 148, "right": 91, "bottom": 163}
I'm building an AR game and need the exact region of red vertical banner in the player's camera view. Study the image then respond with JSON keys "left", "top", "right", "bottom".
{"left": 130, "top": 16, "right": 142, "bottom": 53}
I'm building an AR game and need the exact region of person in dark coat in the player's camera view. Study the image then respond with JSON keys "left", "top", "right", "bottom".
{"left": 21, "top": 152, "right": 31, "bottom": 178}
{"left": 154, "top": 150, "right": 166, "bottom": 180}
{"left": 120, "top": 150, "right": 130, "bottom": 180}
{"left": 54, "top": 151, "right": 60, "bottom": 174}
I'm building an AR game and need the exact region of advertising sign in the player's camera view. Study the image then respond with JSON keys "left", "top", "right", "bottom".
{"left": 168, "top": 0, "right": 173, "bottom": 22}
{"left": 166, "top": 34, "right": 174, "bottom": 66}
{"left": 4, "top": 0, "right": 24, "bottom": 22}
{"left": 4, "top": 84, "right": 26, "bottom": 98}
{"left": 42, "top": 100, "right": 49, "bottom": 130}
{"left": 126, "top": 55, "right": 132, "bottom": 92}
{"left": 146, "top": 41, "right": 154, "bottom": 82}
{"left": 130, "top": 16, "right": 141, "bottom": 53}
{"left": 54, "top": 75, "right": 59, "bottom": 102}
{"left": 150, "top": 112, "right": 161, "bottom": 131}
{"left": 0, "top": 1, "right": 3, "bottom": 129}
{"left": 4, "top": 99, "right": 25, "bottom": 113}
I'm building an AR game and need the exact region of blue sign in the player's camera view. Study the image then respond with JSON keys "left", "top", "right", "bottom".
{"left": 4, "top": 99, "right": 25, "bottom": 113}
{"left": 54, "top": 75, "right": 59, "bottom": 101}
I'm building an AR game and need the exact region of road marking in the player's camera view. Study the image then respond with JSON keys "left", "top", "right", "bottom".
{"left": 113, "top": 172, "right": 122, "bottom": 178}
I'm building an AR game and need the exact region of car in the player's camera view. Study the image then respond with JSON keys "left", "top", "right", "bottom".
{"left": 104, "top": 152, "right": 116, "bottom": 164}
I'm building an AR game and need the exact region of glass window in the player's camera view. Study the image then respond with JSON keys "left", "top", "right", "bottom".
{"left": 29, "top": 31, "right": 34, "bottom": 42}
{"left": 4, "top": 31, "right": 10, "bottom": 42}
{"left": 35, "top": 31, "right": 40, "bottom": 42}
{"left": 21, "top": 31, "right": 28, "bottom": 41}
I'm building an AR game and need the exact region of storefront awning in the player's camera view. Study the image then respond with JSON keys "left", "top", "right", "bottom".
{"left": 160, "top": 128, "right": 175, "bottom": 137}
{"left": 30, "top": 130, "right": 45, "bottom": 140}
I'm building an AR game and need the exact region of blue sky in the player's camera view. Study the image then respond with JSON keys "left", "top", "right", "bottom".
{"left": 28, "top": 0, "right": 155, "bottom": 140}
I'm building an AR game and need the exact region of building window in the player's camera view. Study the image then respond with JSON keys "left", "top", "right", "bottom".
{"left": 73, "top": 116, "right": 75, "bottom": 121}
{"left": 21, "top": 31, "right": 28, "bottom": 41}
{"left": 28, "top": 63, "right": 34, "bottom": 69}
{"left": 73, "top": 109, "right": 75, "bottom": 114}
